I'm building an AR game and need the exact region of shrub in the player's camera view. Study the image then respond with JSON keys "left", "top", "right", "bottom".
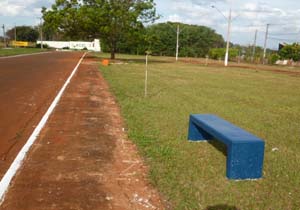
{"left": 209, "top": 48, "right": 239, "bottom": 60}
{"left": 270, "top": 54, "right": 280, "bottom": 64}
{"left": 36, "top": 43, "right": 49, "bottom": 49}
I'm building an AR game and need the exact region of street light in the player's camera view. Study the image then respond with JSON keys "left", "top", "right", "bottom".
{"left": 212, "top": 5, "right": 232, "bottom": 67}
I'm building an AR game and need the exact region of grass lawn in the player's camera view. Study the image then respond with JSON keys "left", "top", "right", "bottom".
{"left": 96, "top": 53, "right": 300, "bottom": 210}
{"left": 0, "top": 48, "right": 49, "bottom": 57}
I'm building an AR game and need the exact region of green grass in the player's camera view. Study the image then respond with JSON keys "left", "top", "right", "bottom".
{"left": 0, "top": 48, "right": 49, "bottom": 57}
{"left": 96, "top": 53, "right": 300, "bottom": 210}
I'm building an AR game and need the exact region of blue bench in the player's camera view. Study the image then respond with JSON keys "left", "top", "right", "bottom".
{"left": 188, "top": 114, "right": 265, "bottom": 180}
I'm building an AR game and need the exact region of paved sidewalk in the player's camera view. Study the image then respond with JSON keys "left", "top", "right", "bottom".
{"left": 0, "top": 55, "right": 164, "bottom": 210}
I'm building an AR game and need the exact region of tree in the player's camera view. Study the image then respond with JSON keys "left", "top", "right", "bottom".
{"left": 42, "top": 0, "right": 158, "bottom": 59}
{"left": 137, "top": 22, "right": 225, "bottom": 57}
{"left": 6, "top": 26, "right": 39, "bottom": 42}
{"left": 279, "top": 43, "right": 300, "bottom": 61}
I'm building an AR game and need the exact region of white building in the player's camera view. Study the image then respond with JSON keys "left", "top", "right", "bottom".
{"left": 37, "top": 39, "right": 101, "bottom": 52}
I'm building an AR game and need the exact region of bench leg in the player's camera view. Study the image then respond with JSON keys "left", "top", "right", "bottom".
{"left": 226, "top": 142, "right": 265, "bottom": 179}
{"left": 188, "top": 120, "right": 213, "bottom": 141}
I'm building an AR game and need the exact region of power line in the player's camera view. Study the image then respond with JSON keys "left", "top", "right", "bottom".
{"left": 268, "top": 36, "right": 299, "bottom": 42}
{"left": 269, "top": 32, "right": 300, "bottom": 36}
{"left": 239, "top": 9, "right": 276, "bottom": 14}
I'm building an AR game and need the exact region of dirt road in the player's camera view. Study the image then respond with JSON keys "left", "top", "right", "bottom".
{"left": 0, "top": 52, "right": 84, "bottom": 178}
{"left": 0, "top": 55, "right": 164, "bottom": 209}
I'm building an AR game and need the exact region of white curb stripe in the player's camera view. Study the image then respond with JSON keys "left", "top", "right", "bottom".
{"left": 0, "top": 52, "right": 87, "bottom": 204}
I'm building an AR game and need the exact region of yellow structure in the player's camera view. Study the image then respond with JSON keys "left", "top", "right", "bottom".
{"left": 12, "top": 41, "right": 29, "bottom": 47}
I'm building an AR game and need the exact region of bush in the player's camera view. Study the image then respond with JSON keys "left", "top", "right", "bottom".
{"left": 82, "top": 47, "right": 88, "bottom": 50}
{"left": 209, "top": 48, "right": 239, "bottom": 60}
{"left": 270, "top": 54, "right": 280, "bottom": 64}
{"left": 36, "top": 43, "right": 49, "bottom": 49}
{"left": 62, "top": 46, "right": 70, "bottom": 50}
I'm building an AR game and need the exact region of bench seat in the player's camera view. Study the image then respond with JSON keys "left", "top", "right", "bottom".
{"left": 188, "top": 114, "right": 265, "bottom": 180}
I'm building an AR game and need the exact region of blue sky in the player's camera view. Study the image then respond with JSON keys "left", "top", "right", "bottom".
{"left": 1, "top": 0, "right": 300, "bottom": 49}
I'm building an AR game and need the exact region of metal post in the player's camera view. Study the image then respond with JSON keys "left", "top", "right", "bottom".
{"left": 144, "top": 54, "right": 148, "bottom": 97}
{"left": 176, "top": 24, "right": 179, "bottom": 62}
{"left": 263, "top": 24, "right": 270, "bottom": 64}
{"left": 224, "top": 8, "right": 232, "bottom": 67}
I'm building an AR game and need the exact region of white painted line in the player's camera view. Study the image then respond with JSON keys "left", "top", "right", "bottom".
{"left": 0, "top": 52, "right": 87, "bottom": 205}
{"left": 0, "top": 51, "right": 52, "bottom": 59}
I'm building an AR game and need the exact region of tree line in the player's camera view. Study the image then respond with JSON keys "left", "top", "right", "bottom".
{"left": 4, "top": 26, "right": 39, "bottom": 42}
{"left": 104, "top": 22, "right": 225, "bottom": 57}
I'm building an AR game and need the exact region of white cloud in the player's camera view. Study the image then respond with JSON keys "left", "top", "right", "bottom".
{"left": 0, "top": 0, "right": 53, "bottom": 17}
{"left": 167, "top": 14, "right": 184, "bottom": 23}
{"left": 160, "top": 1, "right": 220, "bottom": 26}
{"left": 0, "top": 1, "right": 25, "bottom": 16}
{"left": 155, "top": 0, "right": 300, "bottom": 48}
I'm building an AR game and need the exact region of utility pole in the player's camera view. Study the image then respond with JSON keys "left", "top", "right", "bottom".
{"left": 2, "top": 24, "right": 6, "bottom": 47}
{"left": 14, "top": 23, "right": 17, "bottom": 42}
{"left": 263, "top": 24, "right": 270, "bottom": 64}
{"left": 176, "top": 24, "right": 179, "bottom": 62}
{"left": 224, "top": 8, "right": 232, "bottom": 67}
{"left": 14, "top": 23, "right": 17, "bottom": 48}
{"left": 40, "top": 18, "right": 43, "bottom": 49}
{"left": 251, "top": 29, "right": 258, "bottom": 63}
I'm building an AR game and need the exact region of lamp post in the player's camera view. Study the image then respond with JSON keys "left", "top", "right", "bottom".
{"left": 212, "top": 5, "right": 232, "bottom": 67}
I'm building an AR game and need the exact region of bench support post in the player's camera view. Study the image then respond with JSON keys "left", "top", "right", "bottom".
{"left": 188, "top": 118, "right": 213, "bottom": 141}
{"left": 227, "top": 142, "right": 265, "bottom": 179}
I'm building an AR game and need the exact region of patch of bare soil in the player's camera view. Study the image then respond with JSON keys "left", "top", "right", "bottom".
{"left": 0, "top": 55, "right": 165, "bottom": 210}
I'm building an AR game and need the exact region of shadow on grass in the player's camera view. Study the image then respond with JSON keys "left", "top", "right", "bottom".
{"left": 206, "top": 204, "right": 239, "bottom": 210}
{"left": 208, "top": 140, "right": 227, "bottom": 156}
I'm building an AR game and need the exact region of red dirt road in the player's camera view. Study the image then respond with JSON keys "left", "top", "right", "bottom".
{"left": 0, "top": 56, "right": 164, "bottom": 209}
{"left": 0, "top": 52, "right": 84, "bottom": 178}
